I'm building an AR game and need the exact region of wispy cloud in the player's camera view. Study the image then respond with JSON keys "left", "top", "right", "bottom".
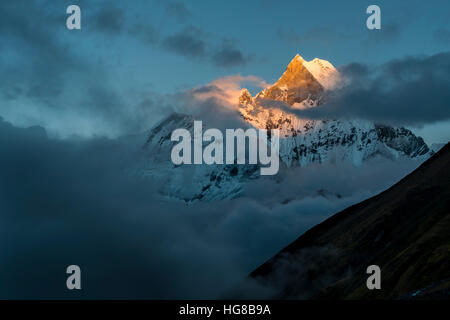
{"left": 165, "top": 1, "right": 192, "bottom": 23}
{"left": 162, "top": 26, "right": 206, "bottom": 58}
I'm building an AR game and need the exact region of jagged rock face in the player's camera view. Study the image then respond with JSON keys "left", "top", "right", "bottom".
{"left": 145, "top": 113, "right": 193, "bottom": 149}
{"left": 374, "top": 125, "right": 429, "bottom": 157}
{"left": 259, "top": 54, "right": 324, "bottom": 105}
{"left": 253, "top": 54, "right": 341, "bottom": 107}
{"left": 239, "top": 88, "right": 253, "bottom": 106}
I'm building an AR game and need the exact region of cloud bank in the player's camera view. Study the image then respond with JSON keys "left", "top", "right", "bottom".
{"left": 0, "top": 118, "right": 423, "bottom": 298}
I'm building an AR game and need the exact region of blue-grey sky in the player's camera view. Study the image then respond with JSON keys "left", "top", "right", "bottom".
{"left": 68, "top": 0, "right": 450, "bottom": 91}
{"left": 1, "top": 1, "right": 450, "bottom": 299}
{"left": 1, "top": 0, "right": 450, "bottom": 142}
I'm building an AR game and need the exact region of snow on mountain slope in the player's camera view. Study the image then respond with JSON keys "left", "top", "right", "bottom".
{"left": 239, "top": 96, "right": 430, "bottom": 167}
{"left": 303, "top": 58, "right": 341, "bottom": 90}
{"left": 239, "top": 53, "right": 430, "bottom": 167}
{"left": 140, "top": 53, "right": 431, "bottom": 202}
{"left": 253, "top": 54, "right": 340, "bottom": 108}
{"left": 140, "top": 113, "right": 260, "bottom": 202}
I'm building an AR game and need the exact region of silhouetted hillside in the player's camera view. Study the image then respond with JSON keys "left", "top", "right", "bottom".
{"left": 250, "top": 143, "right": 450, "bottom": 299}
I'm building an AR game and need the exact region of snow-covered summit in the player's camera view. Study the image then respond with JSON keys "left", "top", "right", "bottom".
{"left": 278, "top": 53, "right": 340, "bottom": 90}
{"left": 140, "top": 54, "right": 431, "bottom": 202}
{"left": 251, "top": 53, "right": 341, "bottom": 107}
{"left": 303, "top": 57, "right": 341, "bottom": 90}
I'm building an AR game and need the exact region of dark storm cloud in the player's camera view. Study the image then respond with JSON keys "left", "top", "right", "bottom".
{"left": 340, "top": 62, "right": 370, "bottom": 78}
{"left": 0, "top": 117, "right": 420, "bottom": 298}
{"left": 165, "top": 2, "right": 191, "bottom": 23}
{"left": 262, "top": 52, "right": 450, "bottom": 127}
{"left": 0, "top": 117, "right": 228, "bottom": 299}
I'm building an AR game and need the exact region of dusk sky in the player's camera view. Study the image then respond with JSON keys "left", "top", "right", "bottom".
{"left": 1, "top": 0, "right": 450, "bottom": 141}
{"left": 1, "top": 0, "right": 450, "bottom": 299}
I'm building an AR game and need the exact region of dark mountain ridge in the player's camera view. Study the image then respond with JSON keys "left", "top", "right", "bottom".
{"left": 249, "top": 143, "right": 450, "bottom": 299}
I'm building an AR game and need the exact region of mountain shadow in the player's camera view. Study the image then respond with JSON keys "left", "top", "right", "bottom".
{"left": 248, "top": 142, "right": 450, "bottom": 299}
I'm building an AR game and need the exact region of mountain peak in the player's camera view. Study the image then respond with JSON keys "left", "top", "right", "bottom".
{"left": 239, "top": 88, "right": 253, "bottom": 106}
{"left": 258, "top": 54, "right": 324, "bottom": 105}
{"left": 290, "top": 53, "right": 305, "bottom": 64}
{"left": 240, "top": 54, "right": 342, "bottom": 107}
{"left": 283, "top": 54, "right": 341, "bottom": 91}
